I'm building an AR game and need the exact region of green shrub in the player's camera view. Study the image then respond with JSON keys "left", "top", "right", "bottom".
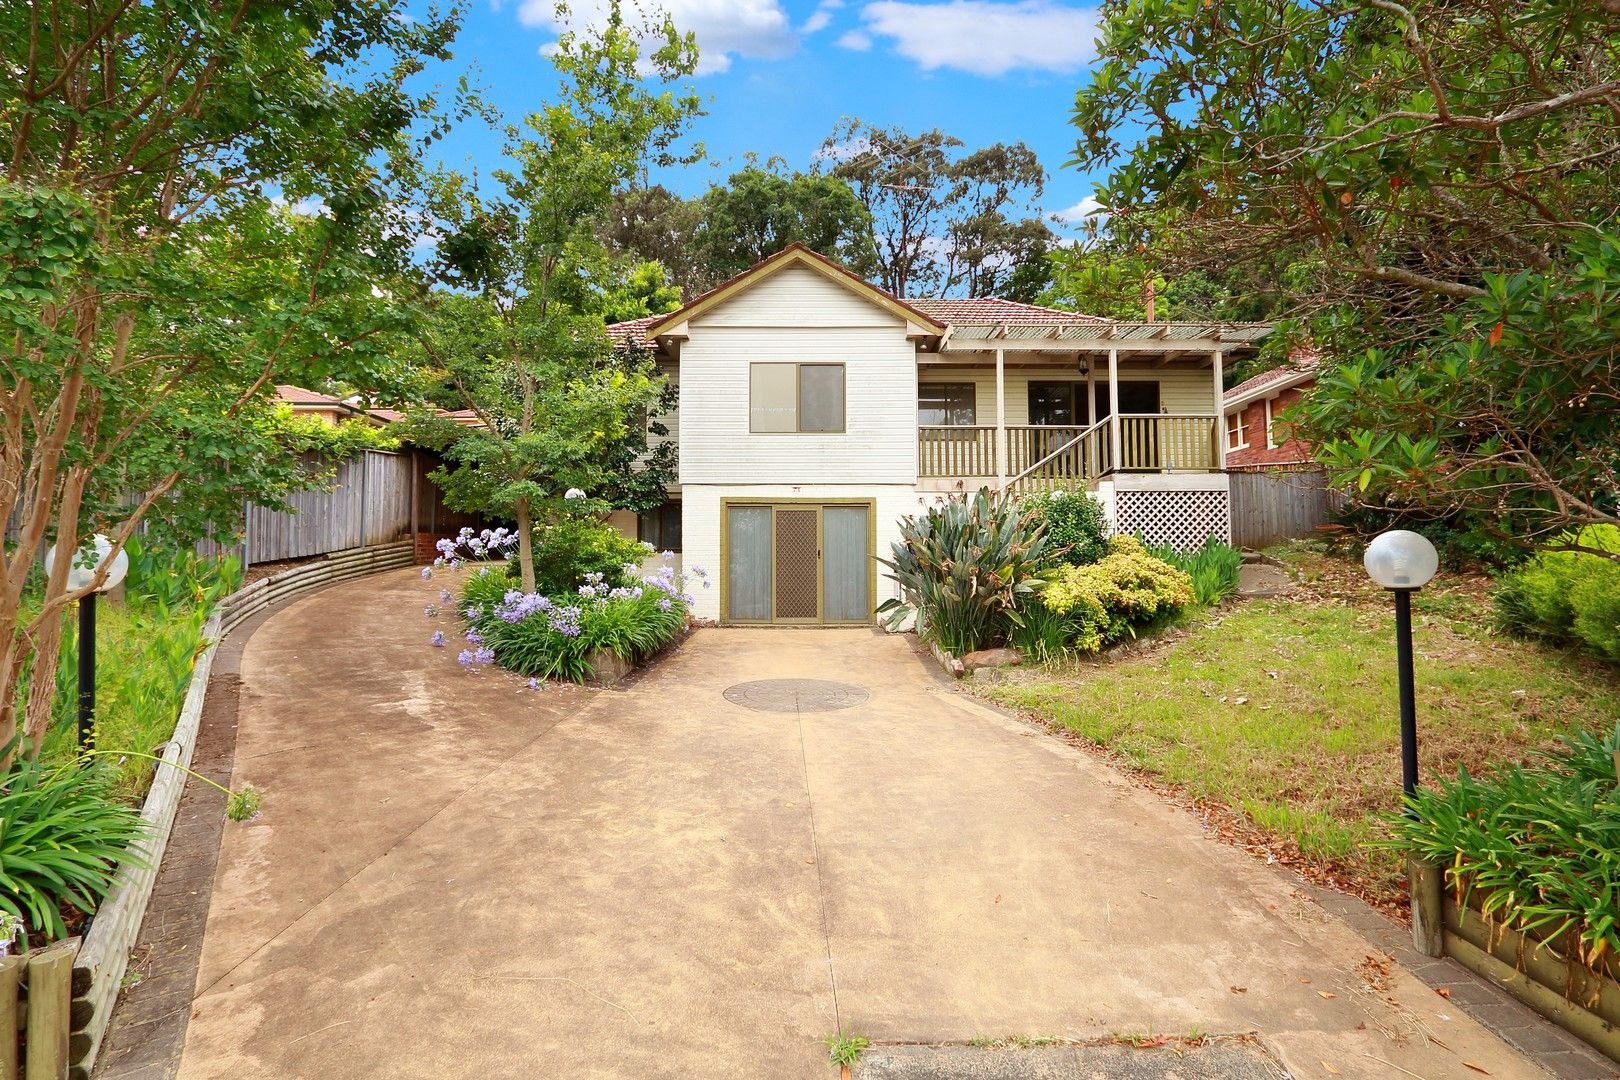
{"left": 1008, "top": 595, "right": 1078, "bottom": 663}
{"left": 520, "top": 517, "right": 651, "bottom": 596}
{"left": 877, "top": 489, "right": 1049, "bottom": 655}
{"left": 0, "top": 751, "right": 147, "bottom": 941}
{"left": 1145, "top": 536, "right": 1244, "bottom": 605}
{"left": 1022, "top": 488, "right": 1108, "bottom": 566}
{"left": 1394, "top": 723, "right": 1620, "bottom": 977}
{"left": 1491, "top": 526, "right": 1620, "bottom": 661}
{"left": 1039, "top": 535, "right": 1195, "bottom": 652}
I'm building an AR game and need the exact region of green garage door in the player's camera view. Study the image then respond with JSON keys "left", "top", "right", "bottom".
{"left": 724, "top": 502, "right": 872, "bottom": 624}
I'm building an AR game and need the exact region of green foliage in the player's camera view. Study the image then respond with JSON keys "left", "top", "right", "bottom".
{"left": 598, "top": 261, "right": 683, "bottom": 324}
{"left": 265, "top": 407, "right": 400, "bottom": 461}
{"left": 413, "top": 3, "right": 701, "bottom": 592}
{"left": 1021, "top": 489, "right": 1109, "bottom": 566}
{"left": 1040, "top": 536, "right": 1194, "bottom": 652}
{"left": 694, "top": 161, "right": 877, "bottom": 282}
{"left": 0, "top": 751, "right": 147, "bottom": 941}
{"left": 522, "top": 517, "right": 651, "bottom": 597}
{"left": 877, "top": 490, "right": 1049, "bottom": 655}
{"left": 1144, "top": 537, "right": 1243, "bottom": 606}
{"left": 1071, "top": 0, "right": 1619, "bottom": 549}
{"left": 1493, "top": 527, "right": 1620, "bottom": 662}
{"left": 0, "top": 0, "right": 462, "bottom": 746}
{"left": 1394, "top": 724, "right": 1620, "bottom": 976}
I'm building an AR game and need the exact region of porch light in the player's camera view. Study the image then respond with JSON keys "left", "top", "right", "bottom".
{"left": 1362, "top": 529, "right": 1438, "bottom": 811}
{"left": 43, "top": 534, "right": 130, "bottom": 750}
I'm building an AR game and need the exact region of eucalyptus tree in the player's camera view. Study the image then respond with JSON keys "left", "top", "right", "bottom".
{"left": 0, "top": 0, "right": 466, "bottom": 752}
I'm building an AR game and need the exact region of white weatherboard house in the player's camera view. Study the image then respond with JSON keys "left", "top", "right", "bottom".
{"left": 608, "top": 244, "right": 1271, "bottom": 626}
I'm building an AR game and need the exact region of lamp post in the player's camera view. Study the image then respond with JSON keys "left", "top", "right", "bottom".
{"left": 43, "top": 535, "right": 130, "bottom": 751}
{"left": 1362, "top": 529, "right": 1439, "bottom": 811}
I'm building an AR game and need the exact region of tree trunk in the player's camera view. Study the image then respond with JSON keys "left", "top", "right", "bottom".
{"left": 514, "top": 497, "right": 536, "bottom": 593}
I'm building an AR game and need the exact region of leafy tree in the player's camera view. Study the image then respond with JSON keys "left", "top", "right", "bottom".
{"left": 0, "top": 0, "right": 462, "bottom": 753}
{"left": 601, "top": 185, "right": 707, "bottom": 296}
{"left": 693, "top": 160, "right": 877, "bottom": 282}
{"left": 599, "top": 261, "right": 683, "bottom": 324}
{"left": 1071, "top": 0, "right": 1620, "bottom": 548}
{"left": 820, "top": 119, "right": 1054, "bottom": 298}
{"left": 409, "top": 3, "right": 700, "bottom": 593}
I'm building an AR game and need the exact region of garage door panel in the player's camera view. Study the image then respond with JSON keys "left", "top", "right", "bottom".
{"left": 727, "top": 506, "right": 773, "bottom": 621}
{"left": 823, "top": 506, "right": 870, "bottom": 622}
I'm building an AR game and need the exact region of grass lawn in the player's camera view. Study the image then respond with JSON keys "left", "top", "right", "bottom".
{"left": 971, "top": 541, "right": 1620, "bottom": 906}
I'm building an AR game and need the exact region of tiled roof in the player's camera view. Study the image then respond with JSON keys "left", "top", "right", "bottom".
{"left": 1223, "top": 350, "right": 1321, "bottom": 406}
{"left": 904, "top": 297, "right": 1107, "bottom": 326}
{"left": 606, "top": 315, "right": 663, "bottom": 346}
{"left": 606, "top": 296, "right": 1107, "bottom": 345}
{"left": 275, "top": 384, "right": 347, "bottom": 406}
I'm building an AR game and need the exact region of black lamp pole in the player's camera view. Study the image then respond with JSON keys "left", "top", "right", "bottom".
{"left": 1392, "top": 587, "right": 1419, "bottom": 812}
{"left": 77, "top": 592, "right": 96, "bottom": 750}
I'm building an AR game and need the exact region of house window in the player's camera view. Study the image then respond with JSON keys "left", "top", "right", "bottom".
{"left": 1264, "top": 398, "right": 1280, "bottom": 449}
{"left": 638, "top": 501, "right": 682, "bottom": 552}
{"left": 918, "top": 383, "right": 977, "bottom": 426}
{"left": 1226, "top": 411, "right": 1248, "bottom": 450}
{"left": 750, "top": 363, "right": 845, "bottom": 433}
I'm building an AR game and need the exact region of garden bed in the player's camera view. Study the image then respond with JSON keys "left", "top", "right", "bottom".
{"left": 971, "top": 541, "right": 1620, "bottom": 910}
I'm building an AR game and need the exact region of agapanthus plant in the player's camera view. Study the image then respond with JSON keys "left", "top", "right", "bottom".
{"left": 453, "top": 553, "right": 698, "bottom": 682}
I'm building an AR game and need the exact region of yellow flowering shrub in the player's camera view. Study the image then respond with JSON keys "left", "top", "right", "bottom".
{"left": 1040, "top": 536, "right": 1195, "bottom": 651}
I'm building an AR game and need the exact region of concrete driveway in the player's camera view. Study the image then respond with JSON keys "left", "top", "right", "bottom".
{"left": 174, "top": 566, "right": 1550, "bottom": 1079}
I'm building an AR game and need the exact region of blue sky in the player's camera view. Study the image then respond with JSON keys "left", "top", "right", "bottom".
{"left": 420, "top": 0, "right": 1111, "bottom": 233}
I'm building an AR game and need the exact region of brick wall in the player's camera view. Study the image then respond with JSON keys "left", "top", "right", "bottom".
{"left": 1226, "top": 384, "right": 1315, "bottom": 468}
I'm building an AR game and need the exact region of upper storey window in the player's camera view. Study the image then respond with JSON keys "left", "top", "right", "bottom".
{"left": 749, "top": 363, "right": 845, "bottom": 433}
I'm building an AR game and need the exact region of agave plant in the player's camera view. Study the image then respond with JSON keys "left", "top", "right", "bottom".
{"left": 877, "top": 488, "right": 1049, "bottom": 656}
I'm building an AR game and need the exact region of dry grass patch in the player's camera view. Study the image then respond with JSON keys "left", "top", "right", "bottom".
{"left": 971, "top": 542, "right": 1620, "bottom": 904}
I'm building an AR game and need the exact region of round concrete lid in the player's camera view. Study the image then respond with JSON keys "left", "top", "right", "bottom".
{"left": 722, "top": 678, "right": 871, "bottom": 713}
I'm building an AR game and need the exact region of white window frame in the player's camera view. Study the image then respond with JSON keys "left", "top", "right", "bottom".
{"left": 1226, "top": 410, "right": 1248, "bottom": 451}
{"left": 1264, "top": 397, "right": 1279, "bottom": 449}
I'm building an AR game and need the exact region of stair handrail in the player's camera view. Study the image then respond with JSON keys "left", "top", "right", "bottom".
{"left": 1004, "top": 415, "right": 1111, "bottom": 490}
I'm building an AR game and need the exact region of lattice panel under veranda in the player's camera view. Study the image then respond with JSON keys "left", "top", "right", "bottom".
{"left": 1114, "top": 489, "right": 1232, "bottom": 551}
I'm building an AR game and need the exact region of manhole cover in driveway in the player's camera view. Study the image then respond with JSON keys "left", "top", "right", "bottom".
{"left": 722, "top": 678, "right": 871, "bottom": 713}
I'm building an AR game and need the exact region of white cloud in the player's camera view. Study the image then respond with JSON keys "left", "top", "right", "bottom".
{"left": 520, "top": 0, "right": 797, "bottom": 74}
{"left": 802, "top": 0, "right": 841, "bottom": 33}
{"left": 857, "top": 0, "right": 1099, "bottom": 76}
{"left": 1049, "top": 195, "right": 1104, "bottom": 226}
{"left": 836, "top": 28, "right": 872, "bottom": 49}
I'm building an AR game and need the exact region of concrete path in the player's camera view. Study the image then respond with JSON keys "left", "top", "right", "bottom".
{"left": 175, "top": 566, "right": 1552, "bottom": 1080}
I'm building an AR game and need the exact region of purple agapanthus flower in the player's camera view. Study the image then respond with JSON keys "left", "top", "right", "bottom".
{"left": 421, "top": 566, "right": 433, "bottom": 580}
{"left": 457, "top": 649, "right": 474, "bottom": 665}
{"left": 527, "top": 678, "right": 541, "bottom": 690}
{"left": 474, "top": 646, "right": 495, "bottom": 665}
{"left": 466, "top": 628, "right": 484, "bottom": 645}
{"left": 424, "top": 604, "right": 439, "bottom": 618}
{"left": 431, "top": 630, "right": 445, "bottom": 647}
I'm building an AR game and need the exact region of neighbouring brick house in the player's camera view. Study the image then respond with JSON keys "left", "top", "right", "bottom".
{"left": 1222, "top": 355, "right": 1319, "bottom": 469}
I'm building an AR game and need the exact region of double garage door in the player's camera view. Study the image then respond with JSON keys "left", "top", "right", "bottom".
{"left": 724, "top": 501, "right": 873, "bottom": 624}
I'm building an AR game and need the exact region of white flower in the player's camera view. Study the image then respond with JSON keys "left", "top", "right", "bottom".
{"left": 564, "top": 488, "right": 587, "bottom": 500}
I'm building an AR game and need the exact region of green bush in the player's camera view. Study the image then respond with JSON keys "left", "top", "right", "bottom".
{"left": 1492, "top": 526, "right": 1620, "bottom": 661}
{"left": 0, "top": 751, "right": 147, "bottom": 941}
{"left": 1394, "top": 723, "right": 1620, "bottom": 977}
{"left": 1145, "top": 536, "right": 1244, "bottom": 605}
{"left": 1022, "top": 488, "right": 1109, "bottom": 566}
{"left": 1039, "top": 535, "right": 1195, "bottom": 652}
{"left": 877, "top": 489, "right": 1049, "bottom": 656}
{"left": 519, "top": 517, "right": 651, "bottom": 596}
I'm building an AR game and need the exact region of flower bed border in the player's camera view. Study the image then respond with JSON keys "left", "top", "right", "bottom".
{"left": 65, "top": 541, "right": 413, "bottom": 1078}
{"left": 1411, "top": 859, "right": 1620, "bottom": 1061}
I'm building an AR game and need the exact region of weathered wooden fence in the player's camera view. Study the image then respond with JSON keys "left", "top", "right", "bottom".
{"left": 1228, "top": 467, "right": 1344, "bottom": 549}
{"left": 197, "top": 449, "right": 413, "bottom": 566}
{"left": 2, "top": 940, "right": 76, "bottom": 1080}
